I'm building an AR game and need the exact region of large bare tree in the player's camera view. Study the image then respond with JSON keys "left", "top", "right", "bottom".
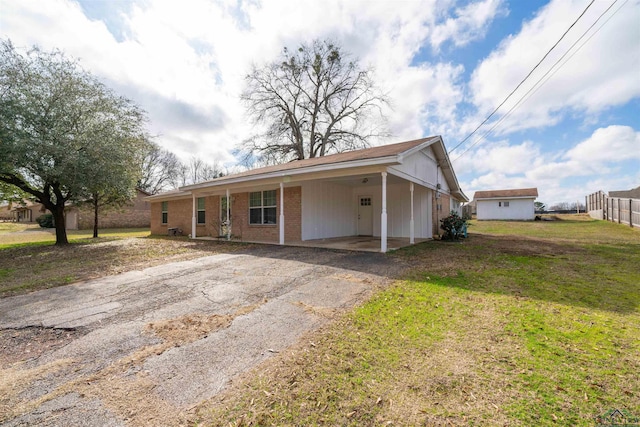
{"left": 241, "top": 39, "right": 388, "bottom": 164}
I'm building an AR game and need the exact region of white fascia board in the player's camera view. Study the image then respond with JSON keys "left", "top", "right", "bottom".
{"left": 396, "top": 137, "right": 438, "bottom": 162}
{"left": 476, "top": 196, "right": 536, "bottom": 201}
{"left": 182, "top": 156, "right": 400, "bottom": 192}
{"left": 145, "top": 191, "right": 193, "bottom": 202}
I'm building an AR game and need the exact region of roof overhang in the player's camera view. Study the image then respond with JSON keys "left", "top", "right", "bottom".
{"left": 146, "top": 136, "right": 469, "bottom": 202}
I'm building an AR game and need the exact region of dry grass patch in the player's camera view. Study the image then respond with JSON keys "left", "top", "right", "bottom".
{"left": 1, "top": 304, "right": 264, "bottom": 426}
{"left": 0, "top": 236, "right": 250, "bottom": 297}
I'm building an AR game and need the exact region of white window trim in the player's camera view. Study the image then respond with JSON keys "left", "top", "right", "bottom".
{"left": 197, "top": 197, "right": 206, "bottom": 224}
{"left": 161, "top": 201, "right": 168, "bottom": 224}
{"left": 249, "top": 190, "right": 277, "bottom": 225}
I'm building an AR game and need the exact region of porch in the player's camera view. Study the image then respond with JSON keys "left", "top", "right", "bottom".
{"left": 197, "top": 235, "right": 431, "bottom": 253}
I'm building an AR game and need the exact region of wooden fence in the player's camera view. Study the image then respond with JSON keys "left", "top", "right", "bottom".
{"left": 586, "top": 191, "right": 640, "bottom": 229}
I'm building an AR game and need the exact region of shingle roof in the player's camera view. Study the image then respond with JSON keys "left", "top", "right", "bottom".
{"left": 474, "top": 188, "right": 538, "bottom": 199}
{"left": 185, "top": 137, "right": 435, "bottom": 187}
{"left": 609, "top": 186, "right": 640, "bottom": 198}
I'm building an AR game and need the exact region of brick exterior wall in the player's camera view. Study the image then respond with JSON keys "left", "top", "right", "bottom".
{"left": 73, "top": 190, "right": 151, "bottom": 230}
{"left": 150, "top": 186, "right": 302, "bottom": 242}
{"left": 283, "top": 186, "right": 302, "bottom": 242}
{"left": 150, "top": 198, "right": 192, "bottom": 235}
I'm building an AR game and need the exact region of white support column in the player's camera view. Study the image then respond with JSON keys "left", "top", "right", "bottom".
{"left": 410, "top": 182, "right": 415, "bottom": 244}
{"left": 279, "top": 182, "right": 285, "bottom": 245}
{"left": 226, "top": 189, "right": 231, "bottom": 241}
{"left": 191, "top": 193, "right": 196, "bottom": 239}
{"left": 381, "top": 171, "right": 388, "bottom": 253}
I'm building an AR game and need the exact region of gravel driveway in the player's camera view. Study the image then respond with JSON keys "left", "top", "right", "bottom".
{"left": 0, "top": 246, "right": 406, "bottom": 426}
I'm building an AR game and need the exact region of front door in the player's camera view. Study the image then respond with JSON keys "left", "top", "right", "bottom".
{"left": 358, "top": 195, "right": 373, "bottom": 236}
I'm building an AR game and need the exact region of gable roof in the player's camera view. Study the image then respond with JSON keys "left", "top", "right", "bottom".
{"left": 189, "top": 137, "right": 433, "bottom": 186}
{"left": 474, "top": 188, "right": 538, "bottom": 200}
{"left": 148, "top": 136, "right": 468, "bottom": 202}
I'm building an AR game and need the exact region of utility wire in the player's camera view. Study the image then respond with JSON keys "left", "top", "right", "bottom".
{"left": 447, "top": 0, "right": 596, "bottom": 155}
{"left": 451, "top": 0, "right": 624, "bottom": 162}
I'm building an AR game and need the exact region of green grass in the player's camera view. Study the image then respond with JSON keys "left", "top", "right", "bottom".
{"left": 0, "top": 226, "right": 150, "bottom": 249}
{"left": 198, "top": 218, "right": 640, "bottom": 426}
{"left": 0, "top": 222, "right": 31, "bottom": 234}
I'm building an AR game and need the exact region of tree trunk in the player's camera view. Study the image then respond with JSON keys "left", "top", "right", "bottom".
{"left": 93, "top": 195, "right": 99, "bottom": 238}
{"left": 51, "top": 205, "right": 69, "bottom": 246}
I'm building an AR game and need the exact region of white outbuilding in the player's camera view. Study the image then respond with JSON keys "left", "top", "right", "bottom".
{"left": 474, "top": 188, "right": 538, "bottom": 221}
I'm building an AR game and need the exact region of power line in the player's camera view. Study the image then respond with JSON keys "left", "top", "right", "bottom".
{"left": 450, "top": 0, "right": 624, "bottom": 163}
{"left": 447, "top": 0, "right": 596, "bottom": 155}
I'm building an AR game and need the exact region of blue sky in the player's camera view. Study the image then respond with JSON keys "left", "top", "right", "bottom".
{"left": 1, "top": 0, "right": 638, "bottom": 205}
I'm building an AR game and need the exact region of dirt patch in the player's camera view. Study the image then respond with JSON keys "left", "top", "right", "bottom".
{"left": 0, "top": 326, "right": 85, "bottom": 367}
{"left": 0, "top": 237, "right": 248, "bottom": 297}
{"left": 1, "top": 304, "right": 264, "bottom": 426}
{"left": 292, "top": 301, "right": 338, "bottom": 319}
{"left": 145, "top": 313, "right": 235, "bottom": 345}
{"left": 0, "top": 359, "right": 74, "bottom": 421}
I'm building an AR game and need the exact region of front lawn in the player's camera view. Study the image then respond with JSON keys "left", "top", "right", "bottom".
{"left": 0, "top": 233, "right": 247, "bottom": 297}
{"left": 196, "top": 217, "right": 640, "bottom": 426}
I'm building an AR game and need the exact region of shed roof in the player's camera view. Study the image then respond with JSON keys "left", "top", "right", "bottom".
{"left": 474, "top": 188, "right": 538, "bottom": 200}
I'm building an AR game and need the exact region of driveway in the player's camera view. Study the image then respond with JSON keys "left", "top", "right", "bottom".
{"left": 0, "top": 246, "right": 407, "bottom": 426}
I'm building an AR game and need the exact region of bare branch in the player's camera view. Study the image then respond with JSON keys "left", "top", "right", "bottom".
{"left": 239, "top": 39, "right": 389, "bottom": 165}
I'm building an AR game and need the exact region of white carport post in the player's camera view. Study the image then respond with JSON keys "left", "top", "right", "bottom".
{"left": 279, "top": 182, "right": 285, "bottom": 245}
{"left": 191, "top": 193, "right": 196, "bottom": 239}
{"left": 226, "top": 189, "right": 231, "bottom": 241}
{"left": 410, "top": 182, "right": 415, "bottom": 244}
{"left": 381, "top": 171, "right": 388, "bottom": 253}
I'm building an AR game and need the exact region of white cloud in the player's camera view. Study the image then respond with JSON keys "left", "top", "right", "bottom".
{"left": 430, "top": 0, "right": 506, "bottom": 51}
{"left": 470, "top": 0, "right": 640, "bottom": 134}
{"left": 459, "top": 125, "right": 640, "bottom": 204}
{"left": 564, "top": 125, "right": 640, "bottom": 163}
{"left": 2, "top": 0, "right": 636, "bottom": 205}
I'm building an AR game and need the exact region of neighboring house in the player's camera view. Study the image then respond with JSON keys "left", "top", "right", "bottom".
{"left": 147, "top": 136, "right": 469, "bottom": 253}
{"left": 65, "top": 188, "right": 151, "bottom": 230}
{"left": 474, "top": 188, "right": 538, "bottom": 221}
{"left": 0, "top": 203, "right": 15, "bottom": 221}
{"left": 609, "top": 185, "right": 640, "bottom": 199}
{"left": 6, "top": 189, "right": 151, "bottom": 229}
{"left": 10, "top": 201, "right": 47, "bottom": 223}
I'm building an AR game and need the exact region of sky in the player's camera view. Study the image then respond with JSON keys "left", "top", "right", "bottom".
{"left": 1, "top": 0, "right": 639, "bottom": 205}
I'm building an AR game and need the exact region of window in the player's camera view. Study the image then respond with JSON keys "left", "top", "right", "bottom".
{"left": 499, "top": 201, "right": 510, "bottom": 207}
{"left": 504, "top": 201, "right": 510, "bottom": 207}
{"left": 197, "top": 197, "right": 205, "bottom": 224}
{"left": 249, "top": 190, "right": 277, "bottom": 224}
{"left": 360, "top": 197, "right": 371, "bottom": 206}
{"left": 161, "top": 201, "right": 168, "bottom": 224}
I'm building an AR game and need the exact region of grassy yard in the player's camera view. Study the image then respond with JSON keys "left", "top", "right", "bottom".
{"left": 0, "top": 228, "right": 247, "bottom": 297}
{"left": 0, "top": 223, "right": 150, "bottom": 248}
{"left": 195, "top": 216, "right": 640, "bottom": 426}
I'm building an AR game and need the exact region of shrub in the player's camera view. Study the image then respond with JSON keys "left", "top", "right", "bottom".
{"left": 36, "top": 213, "right": 54, "bottom": 228}
{"left": 440, "top": 210, "right": 468, "bottom": 240}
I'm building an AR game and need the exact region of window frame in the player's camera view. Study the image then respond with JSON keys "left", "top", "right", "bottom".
{"left": 249, "top": 190, "right": 277, "bottom": 225}
{"left": 197, "top": 197, "right": 206, "bottom": 224}
{"left": 161, "top": 201, "right": 168, "bottom": 224}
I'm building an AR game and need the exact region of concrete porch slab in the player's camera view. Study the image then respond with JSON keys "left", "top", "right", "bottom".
{"left": 197, "top": 236, "right": 430, "bottom": 252}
